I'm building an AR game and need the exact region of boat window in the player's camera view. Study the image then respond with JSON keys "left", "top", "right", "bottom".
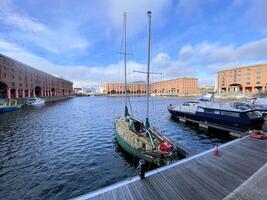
{"left": 204, "top": 108, "right": 215, "bottom": 114}
{"left": 214, "top": 110, "right": 220, "bottom": 114}
{"left": 10, "top": 100, "right": 16, "bottom": 106}
{"left": 247, "top": 111, "right": 261, "bottom": 119}
{"left": 221, "top": 111, "right": 239, "bottom": 117}
{"left": 197, "top": 107, "right": 204, "bottom": 112}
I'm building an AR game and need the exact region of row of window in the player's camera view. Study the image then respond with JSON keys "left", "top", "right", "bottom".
{"left": 221, "top": 66, "right": 262, "bottom": 75}
{"left": 221, "top": 81, "right": 263, "bottom": 86}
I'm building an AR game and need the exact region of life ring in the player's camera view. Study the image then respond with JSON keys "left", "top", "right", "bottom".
{"left": 250, "top": 130, "right": 267, "bottom": 139}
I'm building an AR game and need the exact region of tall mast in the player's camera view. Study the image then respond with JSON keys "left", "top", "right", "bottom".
{"left": 123, "top": 12, "right": 129, "bottom": 117}
{"left": 145, "top": 11, "right": 152, "bottom": 128}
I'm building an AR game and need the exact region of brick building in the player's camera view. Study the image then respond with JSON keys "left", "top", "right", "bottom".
{"left": 151, "top": 78, "right": 199, "bottom": 96}
{"left": 100, "top": 78, "right": 199, "bottom": 96}
{"left": 100, "top": 82, "right": 146, "bottom": 95}
{"left": 0, "top": 54, "right": 73, "bottom": 99}
{"left": 217, "top": 63, "right": 267, "bottom": 94}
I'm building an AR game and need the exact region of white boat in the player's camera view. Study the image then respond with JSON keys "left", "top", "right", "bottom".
{"left": 168, "top": 95, "right": 264, "bottom": 132}
{"left": 235, "top": 93, "right": 250, "bottom": 99}
{"left": 27, "top": 97, "right": 45, "bottom": 105}
{"left": 252, "top": 97, "right": 267, "bottom": 106}
{"left": 248, "top": 97, "right": 267, "bottom": 113}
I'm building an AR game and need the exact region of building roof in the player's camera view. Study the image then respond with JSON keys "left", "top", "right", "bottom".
{"left": 0, "top": 53, "right": 73, "bottom": 84}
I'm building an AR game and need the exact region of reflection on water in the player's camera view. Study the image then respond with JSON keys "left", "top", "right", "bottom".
{"left": 0, "top": 97, "right": 232, "bottom": 199}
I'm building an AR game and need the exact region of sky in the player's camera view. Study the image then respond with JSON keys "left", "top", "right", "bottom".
{"left": 0, "top": 0, "right": 267, "bottom": 87}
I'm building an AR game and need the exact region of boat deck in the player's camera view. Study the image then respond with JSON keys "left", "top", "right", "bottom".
{"left": 74, "top": 136, "right": 267, "bottom": 200}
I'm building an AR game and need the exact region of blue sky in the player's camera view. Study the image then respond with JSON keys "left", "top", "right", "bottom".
{"left": 0, "top": 0, "right": 267, "bottom": 87}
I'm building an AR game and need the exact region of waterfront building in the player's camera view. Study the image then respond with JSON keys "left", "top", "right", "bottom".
{"left": 217, "top": 63, "right": 267, "bottom": 94}
{"left": 100, "top": 82, "right": 146, "bottom": 95}
{"left": 100, "top": 78, "right": 199, "bottom": 96}
{"left": 151, "top": 78, "right": 199, "bottom": 96}
{"left": 0, "top": 54, "right": 73, "bottom": 99}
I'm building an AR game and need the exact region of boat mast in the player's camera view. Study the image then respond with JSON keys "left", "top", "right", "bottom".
{"left": 123, "top": 12, "right": 129, "bottom": 117}
{"left": 145, "top": 11, "right": 152, "bottom": 128}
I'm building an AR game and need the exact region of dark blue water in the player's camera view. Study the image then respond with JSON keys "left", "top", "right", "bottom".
{"left": 0, "top": 97, "right": 232, "bottom": 199}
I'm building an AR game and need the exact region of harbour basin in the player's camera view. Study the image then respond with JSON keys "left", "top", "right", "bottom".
{"left": 0, "top": 96, "right": 232, "bottom": 199}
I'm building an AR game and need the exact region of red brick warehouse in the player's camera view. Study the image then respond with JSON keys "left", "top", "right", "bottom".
{"left": 0, "top": 54, "right": 73, "bottom": 99}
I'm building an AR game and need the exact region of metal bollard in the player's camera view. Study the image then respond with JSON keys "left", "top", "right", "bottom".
{"left": 137, "top": 159, "right": 145, "bottom": 179}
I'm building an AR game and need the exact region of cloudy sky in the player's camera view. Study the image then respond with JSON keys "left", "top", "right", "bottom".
{"left": 0, "top": 0, "right": 267, "bottom": 87}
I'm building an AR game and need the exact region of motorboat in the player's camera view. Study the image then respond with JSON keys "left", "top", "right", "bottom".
{"left": 168, "top": 95, "right": 264, "bottom": 132}
{"left": 0, "top": 99, "right": 22, "bottom": 113}
{"left": 26, "top": 97, "right": 45, "bottom": 105}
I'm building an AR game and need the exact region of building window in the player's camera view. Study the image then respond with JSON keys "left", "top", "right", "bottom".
{"left": 247, "top": 68, "right": 251, "bottom": 71}
{"left": 246, "top": 77, "right": 250, "bottom": 80}
{"left": 256, "top": 76, "right": 261, "bottom": 79}
{"left": 256, "top": 81, "right": 261, "bottom": 85}
{"left": 12, "top": 82, "right": 15, "bottom": 86}
{"left": 247, "top": 82, "right": 250, "bottom": 85}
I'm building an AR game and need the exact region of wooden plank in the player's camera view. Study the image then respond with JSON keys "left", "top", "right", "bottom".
{"left": 75, "top": 137, "right": 267, "bottom": 200}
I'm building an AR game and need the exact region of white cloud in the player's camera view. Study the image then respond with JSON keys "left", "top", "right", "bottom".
{"left": 2, "top": 36, "right": 267, "bottom": 87}
{"left": 0, "top": 0, "right": 48, "bottom": 34}
{"left": 0, "top": 40, "right": 21, "bottom": 52}
{"left": 0, "top": 38, "right": 147, "bottom": 87}
{"left": 1, "top": 14, "right": 49, "bottom": 34}
{"left": 0, "top": 0, "right": 90, "bottom": 54}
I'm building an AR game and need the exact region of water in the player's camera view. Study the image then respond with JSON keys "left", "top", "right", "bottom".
{"left": 0, "top": 97, "right": 232, "bottom": 199}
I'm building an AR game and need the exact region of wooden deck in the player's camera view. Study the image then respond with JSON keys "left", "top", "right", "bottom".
{"left": 74, "top": 136, "right": 267, "bottom": 200}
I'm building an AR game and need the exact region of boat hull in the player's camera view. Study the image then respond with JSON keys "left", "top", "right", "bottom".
{"left": 0, "top": 105, "right": 21, "bottom": 113}
{"left": 168, "top": 108, "right": 263, "bottom": 132}
{"left": 115, "top": 129, "right": 154, "bottom": 164}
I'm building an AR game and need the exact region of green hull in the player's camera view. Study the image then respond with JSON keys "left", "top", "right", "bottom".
{"left": 115, "top": 129, "right": 161, "bottom": 165}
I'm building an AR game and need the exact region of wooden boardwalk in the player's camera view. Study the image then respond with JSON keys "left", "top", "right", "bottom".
{"left": 74, "top": 136, "right": 267, "bottom": 200}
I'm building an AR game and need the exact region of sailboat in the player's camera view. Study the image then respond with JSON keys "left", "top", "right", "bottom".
{"left": 115, "top": 11, "right": 187, "bottom": 167}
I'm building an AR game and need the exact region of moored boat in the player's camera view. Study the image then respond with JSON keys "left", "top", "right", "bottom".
{"left": 0, "top": 99, "right": 22, "bottom": 113}
{"left": 168, "top": 95, "right": 264, "bottom": 132}
{"left": 26, "top": 97, "right": 45, "bottom": 105}
{"left": 115, "top": 11, "right": 187, "bottom": 167}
